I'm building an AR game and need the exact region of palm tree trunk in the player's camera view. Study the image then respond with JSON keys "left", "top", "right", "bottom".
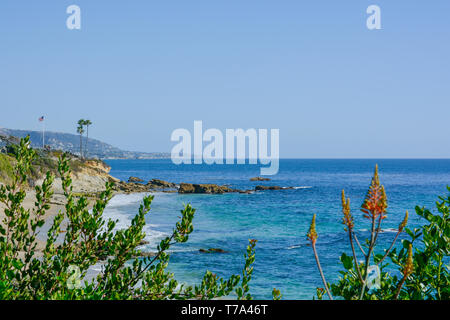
{"left": 85, "top": 125, "right": 89, "bottom": 159}
{"left": 80, "top": 134, "right": 83, "bottom": 159}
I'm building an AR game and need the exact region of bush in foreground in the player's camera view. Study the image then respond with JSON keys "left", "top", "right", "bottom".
{"left": 0, "top": 137, "right": 258, "bottom": 300}
{"left": 309, "top": 166, "right": 449, "bottom": 300}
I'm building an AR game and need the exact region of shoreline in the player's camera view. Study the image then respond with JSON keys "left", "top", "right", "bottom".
{"left": 0, "top": 189, "right": 98, "bottom": 257}
{"left": 0, "top": 183, "right": 163, "bottom": 258}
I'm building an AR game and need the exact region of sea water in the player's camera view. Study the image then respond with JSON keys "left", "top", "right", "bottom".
{"left": 103, "top": 159, "right": 450, "bottom": 299}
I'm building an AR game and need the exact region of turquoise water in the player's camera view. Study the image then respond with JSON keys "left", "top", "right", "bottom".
{"left": 104, "top": 159, "right": 450, "bottom": 299}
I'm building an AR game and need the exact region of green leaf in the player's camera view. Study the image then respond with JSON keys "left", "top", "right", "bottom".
{"left": 341, "top": 253, "right": 353, "bottom": 270}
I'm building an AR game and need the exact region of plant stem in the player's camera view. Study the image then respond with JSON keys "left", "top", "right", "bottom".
{"left": 353, "top": 233, "right": 367, "bottom": 257}
{"left": 349, "top": 230, "right": 364, "bottom": 283}
{"left": 359, "top": 215, "right": 376, "bottom": 299}
{"left": 377, "top": 229, "right": 401, "bottom": 266}
{"left": 436, "top": 256, "right": 442, "bottom": 299}
{"left": 372, "top": 215, "right": 383, "bottom": 248}
{"left": 312, "top": 242, "right": 333, "bottom": 300}
{"left": 394, "top": 276, "right": 406, "bottom": 300}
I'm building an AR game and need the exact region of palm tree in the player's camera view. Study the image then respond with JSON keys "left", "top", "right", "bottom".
{"left": 77, "top": 119, "right": 85, "bottom": 159}
{"left": 83, "top": 119, "right": 92, "bottom": 159}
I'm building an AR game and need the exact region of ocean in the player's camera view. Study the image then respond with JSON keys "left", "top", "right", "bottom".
{"left": 103, "top": 159, "right": 450, "bottom": 299}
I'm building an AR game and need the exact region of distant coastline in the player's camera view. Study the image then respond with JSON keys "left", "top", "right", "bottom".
{"left": 0, "top": 127, "right": 170, "bottom": 160}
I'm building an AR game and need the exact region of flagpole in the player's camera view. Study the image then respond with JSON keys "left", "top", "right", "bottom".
{"left": 42, "top": 120, "right": 45, "bottom": 149}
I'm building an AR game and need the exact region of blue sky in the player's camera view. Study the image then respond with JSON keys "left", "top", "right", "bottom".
{"left": 0, "top": 0, "right": 449, "bottom": 157}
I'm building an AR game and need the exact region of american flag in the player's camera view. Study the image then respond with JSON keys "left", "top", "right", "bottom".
{"left": 38, "top": 116, "right": 44, "bottom": 122}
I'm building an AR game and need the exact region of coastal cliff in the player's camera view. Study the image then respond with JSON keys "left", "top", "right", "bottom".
{"left": 0, "top": 149, "right": 116, "bottom": 195}
{"left": 1, "top": 145, "right": 294, "bottom": 196}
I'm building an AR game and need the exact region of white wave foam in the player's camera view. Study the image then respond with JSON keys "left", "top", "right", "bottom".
{"left": 357, "top": 228, "right": 399, "bottom": 233}
{"left": 143, "top": 226, "right": 169, "bottom": 248}
{"left": 107, "top": 193, "right": 150, "bottom": 208}
{"left": 381, "top": 228, "right": 399, "bottom": 233}
{"left": 293, "top": 186, "right": 312, "bottom": 189}
{"left": 104, "top": 194, "right": 169, "bottom": 249}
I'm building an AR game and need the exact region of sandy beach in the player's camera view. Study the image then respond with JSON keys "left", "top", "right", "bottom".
{"left": 0, "top": 187, "right": 96, "bottom": 257}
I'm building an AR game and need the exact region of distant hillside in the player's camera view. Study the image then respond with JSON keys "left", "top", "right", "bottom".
{"left": 0, "top": 128, "right": 169, "bottom": 160}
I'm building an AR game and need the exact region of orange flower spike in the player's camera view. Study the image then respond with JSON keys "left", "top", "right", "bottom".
{"left": 346, "top": 198, "right": 353, "bottom": 228}
{"left": 341, "top": 190, "right": 354, "bottom": 231}
{"left": 402, "top": 243, "right": 414, "bottom": 277}
{"left": 398, "top": 211, "right": 409, "bottom": 232}
{"left": 341, "top": 189, "right": 346, "bottom": 208}
{"left": 395, "top": 243, "right": 414, "bottom": 299}
{"left": 380, "top": 185, "right": 388, "bottom": 219}
{"left": 307, "top": 214, "right": 318, "bottom": 245}
{"left": 361, "top": 164, "right": 388, "bottom": 220}
{"left": 382, "top": 185, "right": 388, "bottom": 204}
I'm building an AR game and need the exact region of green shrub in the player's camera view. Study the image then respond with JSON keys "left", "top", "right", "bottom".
{"left": 0, "top": 137, "right": 257, "bottom": 300}
{"left": 308, "top": 166, "right": 449, "bottom": 300}
{"left": 0, "top": 153, "right": 14, "bottom": 184}
{"left": 5, "top": 144, "right": 19, "bottom": 157}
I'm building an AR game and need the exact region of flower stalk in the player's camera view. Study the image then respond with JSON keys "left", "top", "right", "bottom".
{"left": 307, "top": 214, "right": 333, "bottom": 300}
{"left": 394, "top": 243, "right": 414, "bottom": 300}
{"left": 378, "top": 211, "right": 408, "bottom": 266}
{"left": 341, "top": 190, "right": 364, "bottom": 283}
{"left": 359, "top": 165, "right": 388, "bottom": 299}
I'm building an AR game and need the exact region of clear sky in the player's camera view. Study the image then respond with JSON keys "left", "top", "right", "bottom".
{"left": 0, "top": 0, "right": 449, "bottom": 158}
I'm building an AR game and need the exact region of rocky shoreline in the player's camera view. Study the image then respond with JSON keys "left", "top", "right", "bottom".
{"left": 1, "top": 152, "right": 293, "bottom": 196}
{"left": 0, "top": 146, "right": 294, "bottom": 267}
{"left": 114, "top": 176, "right": 295, "bottom": 195}
{"left": 110, "top": 176, "right": 295, "bottom": 258}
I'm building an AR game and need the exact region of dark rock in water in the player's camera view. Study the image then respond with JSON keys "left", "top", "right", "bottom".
{"left": 117, "top": 178, "right": 178, "bottom": 192}
{"left": 115, "top": 179, "right": 293, "bottom": 195}
{"left": 199, "top": 248, "right": 228, "bottom": 254}
{"left": 178, "top": 183, "right": 196, "bottom": 193}
{"left": 255, "top": 185, "right": 282, "bottom": 191}
{"left": 114, "top": 180, "right": 150, "bottom": 193}
{"left": 195, "top": 184, "right": 234, "bottom": 194}
{"left": 255, "top": 185, "right": 294, "bottom": 191}
{"left": 147, "top": 179, "right": 176, "bottom": 189}
{"left": 178, "top": 183, "right": 234, "bottom": 194}
{"left": 250, "top": 177, "right": 271, "bottom": 181}
{"left": 128, "top": 176, "right": 144, "bottom": 183}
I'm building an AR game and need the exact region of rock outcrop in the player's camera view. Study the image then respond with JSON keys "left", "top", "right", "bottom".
{"left": 178, "top": 183, "right": 234, "bottom": 194}
{"left": 178, "top": 183, "right": 195, "bottom": 193}
{"left": 128, "top": 176, "right": 144, "bottom": 183}
{"left": 199, "top": 248, "right": 228, "bottom": 254}
{"left": 147, "top": 179, "right": 176, "bottom": 189}
{"left": 33, "top": 157, "right": 115, "bottom": 195}
{"left": 178, "top": 183, "right": 295, "bottom": 194}
{"left": 250, "top": 177, "right": 271, "bottom": 181}
{"left": 113, "top": 181, "right": 150, "bottom": 193}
